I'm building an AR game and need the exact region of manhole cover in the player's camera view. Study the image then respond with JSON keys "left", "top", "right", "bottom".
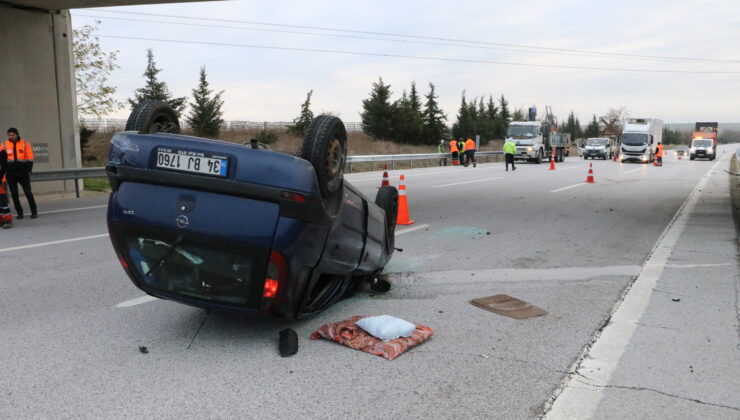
{"left": 469, "top": 294, "right": 547, "bottom": 319}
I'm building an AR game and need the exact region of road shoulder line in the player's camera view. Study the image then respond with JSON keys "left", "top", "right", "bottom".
{"left": 541, "top": 154, "right": 728, "bottom": 419}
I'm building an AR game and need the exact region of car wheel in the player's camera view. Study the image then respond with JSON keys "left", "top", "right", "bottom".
{"left": 300, "top": 115, "right": 348, "bottom": 202}
{"left": 535, "top": 149, "right": 542, "bottom": 164}
{"left": 375, "top": 185, "right": 399, "bottom": 254}
{"left": 125, "top": 100, "right": 181, "bottom": 134}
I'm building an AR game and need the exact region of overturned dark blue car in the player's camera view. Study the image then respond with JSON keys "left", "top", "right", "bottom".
{"left": 106, "top": 101, "right": 398, "bottom": 319}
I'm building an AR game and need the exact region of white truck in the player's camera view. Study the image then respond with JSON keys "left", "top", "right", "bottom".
{"left": 619, "top": 118, "right": 663, "bottom": 163}
{"left": 506, "top": 106, "right": 567, "bottom": 163}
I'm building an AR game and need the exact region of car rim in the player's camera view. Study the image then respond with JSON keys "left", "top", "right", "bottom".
{"left": 326, "top": 136, "right": 343, "bottom": 181}
{"left": 150, "top": 116, "right": 179, "bottom": 133}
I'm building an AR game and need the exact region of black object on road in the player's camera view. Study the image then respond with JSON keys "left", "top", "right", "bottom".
{"left": 279, "top": 328, "right": 298, "bottom": 357}
{"left": 138, "top": 346, "right": 149, "bottom": 354}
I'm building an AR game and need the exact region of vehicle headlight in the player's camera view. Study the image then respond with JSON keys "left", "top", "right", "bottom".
{"left": 690, "top": 147, "right": 695, "bottom": 152}
{"left": 707, "top": 149, "right": 714, "bottom": 154}
{"left": 527, "top": 147, "right": 533, "bottom": 152}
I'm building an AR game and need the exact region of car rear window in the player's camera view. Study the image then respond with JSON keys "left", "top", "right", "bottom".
{"left": 119, "top": 229, "right": 268, "bottom": 307}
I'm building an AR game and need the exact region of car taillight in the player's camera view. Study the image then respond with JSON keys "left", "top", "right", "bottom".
{"left": 280, "top": 191, "right": 308, "bottom": 203}
{"left": 263, "top": 251, "right": 287, "bottom": 298}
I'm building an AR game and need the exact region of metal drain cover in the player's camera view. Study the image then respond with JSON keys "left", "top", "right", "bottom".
{"left": 469, "top": 294, "right": 547, "bottom": 319}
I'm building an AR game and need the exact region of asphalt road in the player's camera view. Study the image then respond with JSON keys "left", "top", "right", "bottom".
{"left": 1, "top": 147, "right": 738, "bottom": 419}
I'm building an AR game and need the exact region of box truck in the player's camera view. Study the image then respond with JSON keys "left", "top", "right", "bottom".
{"left": 619, "top": 118, "right": 663, "bottom": 163}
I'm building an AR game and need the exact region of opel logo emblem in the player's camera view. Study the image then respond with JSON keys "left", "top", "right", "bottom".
{"left": 176, "top": 215, "right": 189, "bottom": 228}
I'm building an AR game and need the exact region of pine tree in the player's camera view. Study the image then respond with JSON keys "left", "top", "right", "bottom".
{"left": 495, "top": 94, "right": 511, "bottom": 138}
{"left": 421, "top": 82, "right": 448, "bottom": 143}
{"left": 186, "top": 66, "right": 224, "bottom": 138}
{"left": 575, "top": 117, "right": 583, "bottom": 139}
{"left": 287, "top": 90, "right": 314, "bottom": 137}
{"left": 511, "top": 109, "right": 525, "bottom": 122}
{"left": 452, "top": 91, "right": 472, "bottom": 139}
{"left": 397, "top": 82, "right": 424, "bottom": 144}
{"left": 129, "top": 49, "right": 187, "bottom": 115}
{"left": 361, "top": 77, "right": 395, "bottom": 140}
{"left": 584, "top": 114, "right": 600, "bottom": 138}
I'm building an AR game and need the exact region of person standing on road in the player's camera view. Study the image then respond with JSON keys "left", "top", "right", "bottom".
{"left": 464, "top": 138, "right": 477, "bottom": 168}
{"left": 503, "top": 139, "right": 517, "bottom": 171}
{"left": 1, "top": 128, "right": 38, "bottom": 219}
{"left": 0, "top": 149, "right": 13, "bottom": 228}
{"left": 449, "top": 139, "right": 460, "bottom": 165}
{"left": 437, "top": 140, "right": 447, "bottom": 166}
{"left": 458, "top": 138, "right": 467, "bottom": 166}
{"left": 656, "top": 142, "right": 664, "bottom": 166}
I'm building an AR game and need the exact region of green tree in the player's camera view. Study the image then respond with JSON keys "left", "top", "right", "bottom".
{"left": 361, "top": 77, "right": 395, "bottom": 140}
{"left": 495, "top": 94, "right": 511, "bottom": 138}
{"left": 287, "top": 90, "right": 314, "bottom": 137}
{"left": 584, "top": 114, "right": 600, "bottom": 138}
{"left": 392, "top": 82, "right": 424, "bottom": 144}
{"left": 186, "top": 66, "right": 224, "bottom": 138}
{"left": 129, "top": 49, "right": 187, "bottom": 115}
{"left": 422, "top": 83, "right": 448, "bottom": 143}
{"left": 73, "top": 21, "right": 123, "bottom": 117}
{"left": 452, "top": 91, "right": 475, "bottom": 139}
{"left": 511, "top": 108, "right": 525, "bottom": 122}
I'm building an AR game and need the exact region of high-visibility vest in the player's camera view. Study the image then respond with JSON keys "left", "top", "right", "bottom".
{"left": 656, "top": 144, "right": 663, "bottom": 157}
{"left": 464, "top": 139, "right": 475, "bottom": 151}
{"left": 449, "top": 140, "right": 459, "bottom": 153}
{"left": 1, "top": 139, "right": 34, "bottom": 163}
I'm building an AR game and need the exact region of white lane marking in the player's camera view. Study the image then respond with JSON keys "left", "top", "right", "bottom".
{"left": 38, "top": 205, "right": 107, "bottom": 215}
{"left": 543, "top": 153, "right": 728, "bottom": 419}
{"left": 116, "top": 295, "right": 159, "bottom": 308}
{"left": 432, "top": 177, "right": 503, "bottom": 188}
{"left": 624, "top": 168, "right": 641, "bottom": 174}
{"left": 396, "top": 224, "right": 429, "bottom": 236}
{"left": 549, "top": 183, "right": 588, "bottom": 193}
{"left": 664, "top": 262, "right": 731, "bottom": 268}
{"left": 0, "top": 233, "right": 109, "bottom": 253}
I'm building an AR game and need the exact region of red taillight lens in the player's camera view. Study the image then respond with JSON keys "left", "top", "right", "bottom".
{"left": 263, "top": 251, "right": 287, "bottom": 298}
{"left": 262, "top": 278, "right": 278, "bottom": 298}
{"left": 280, "top": 191, "right": 308, "bottom": 203}
{"left": 118, "top": 255, "right": 129, "bottom": 270}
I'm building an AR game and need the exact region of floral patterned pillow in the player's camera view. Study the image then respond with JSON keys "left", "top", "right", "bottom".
{"left": 311, "top": 315, "right": 434, "bottom": 360}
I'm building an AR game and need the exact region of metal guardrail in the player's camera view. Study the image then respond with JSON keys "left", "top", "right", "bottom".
{"left": 31, "top": 168, "right": 108, "bottom": 198}
{"left": 26, "top": 150, "right": 505, "bottom": 196}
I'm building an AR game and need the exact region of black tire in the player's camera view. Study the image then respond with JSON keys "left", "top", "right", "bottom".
{"left": 125, "top": 100, "right": 181, "bottom": 134}
{"left": 300, "top": 115, "right": 348, "bottom": 201}
{"left": 535, "top": 149, "right": 543, "bottom": 164}
{"left": 375, "top": 186, "right": 399, "bottom": 254}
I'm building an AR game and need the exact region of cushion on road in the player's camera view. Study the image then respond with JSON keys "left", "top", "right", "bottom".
{"left": 311, "top": 315, "right": 434, "bottom": 360}
{"left": 355, "top": 315, "right": 416, "bottom": 342}
{"left": 470, "top": 294, "right": 547, "bottom": 319}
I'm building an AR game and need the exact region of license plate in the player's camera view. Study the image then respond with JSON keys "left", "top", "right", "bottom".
{"left": 156, "top": 148, "right": 228, "bottom": 177}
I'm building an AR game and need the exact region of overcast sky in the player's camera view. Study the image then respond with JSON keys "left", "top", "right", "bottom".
{"left": 71, "top": 0, "right": 740, "bottom": 124}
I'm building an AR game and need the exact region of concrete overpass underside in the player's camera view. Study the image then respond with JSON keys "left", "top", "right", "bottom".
{"left": 0, "top": 0, "right": 209, "bottom": 193}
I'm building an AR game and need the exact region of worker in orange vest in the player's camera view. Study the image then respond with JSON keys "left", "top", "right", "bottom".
{"left": 449, "top": 139, "right": 460, "bottom": 165}
{"left": 0, "top": 149, "right": 12, "bottom": 228}
{"left": 655, "top": 142, "right": 664, "bottom": 166}
{"left": 463, "top": 138, "right": 477, "bottom": 168}
{"left": 1, "top": 128, "right": 38, "bottom": 218}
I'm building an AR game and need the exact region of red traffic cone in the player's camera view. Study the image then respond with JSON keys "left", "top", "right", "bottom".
{"left": 397, "top": 175, "right": 415, "bottom": 225}
{"left": 380, "top": 164, "right": 390, "bottom": 187}
{"left": 612, "top": 152, "right": 617, "bottom": 162}
{"left": 549, "top": 156, "right": 556, "bottom": 170}
{"left": 585, "top": 162, "right": 595, "bottom": 183}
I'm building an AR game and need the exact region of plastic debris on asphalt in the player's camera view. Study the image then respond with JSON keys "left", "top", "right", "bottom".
{"left": 470, "top": 294, "right": 547, "bottom": 319}
{"left": 279, "top": 328, "right": 299, "bottom": 357}
{"left": 311, "top": 315, "right": 434, "bottom": 360}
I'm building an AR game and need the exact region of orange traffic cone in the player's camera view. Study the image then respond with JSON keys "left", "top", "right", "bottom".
{"left": 380, "top": 165, "right": 390, "bottom": 187}
{"left": 397, "top": 175, "right": 415, "bottom": 225}
{"left": 585, "top": 163, "right": 595, "bottom": 183}
{"left": 678, "top": 153, "right": 682, "bottom": 160}
{"left": 549, "top": 156, "right": 556, "bottom": 170}
{"left": 612, "top": 153, "right": 617, "bottom": 162}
